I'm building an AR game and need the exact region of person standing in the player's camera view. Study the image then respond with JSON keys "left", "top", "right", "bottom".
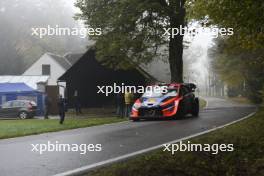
{"left": 124, "top": 91, "right": 134, "bottom": 118}
{"left": 116, "top": 92, "right": 124, "bottom": 117}
{"left": 57, "top": 95, "right": 66, "bottom": 124}
{"left": 73, "top": 90, "right": 82, "bottom": 115}
{"left": 44, "top": 93, "right": 51, "bottom": 119}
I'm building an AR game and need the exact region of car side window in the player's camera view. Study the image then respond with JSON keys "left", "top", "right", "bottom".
{"left": 12, "top": 101, "right": 25, "bottom": 107}
{"left": 12, "top": 101, "right": 20, "bottom": 107}
{"left": 2, "top": 102, "right": 12, "bottom": 108}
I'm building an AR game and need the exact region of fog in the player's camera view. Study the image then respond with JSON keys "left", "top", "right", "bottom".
{"left": 0, "top": 0, "right": 212, "bottom": 91}
{"left": 0, "top": 0, "right": 88, "bottom": 74}
{"left": 145, "top": 30, "right": 213, "bottom": 89}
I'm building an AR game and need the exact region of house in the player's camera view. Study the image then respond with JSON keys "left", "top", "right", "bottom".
{"left": 58, "top": 49, "right": 156, "bottom": 108}
{"left": 22, "top": 52, "right": 83, "bottom": 114}
{"left": 23, "top": 52, "right": 83, "bottom": 95}
{"left": 0, "top": 83, "right": 44, "bottom": 115}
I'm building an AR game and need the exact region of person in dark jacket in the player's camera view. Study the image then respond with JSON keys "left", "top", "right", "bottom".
{"left": 57, "top": 95, "right": 66, "bottom": 124}
{"left": 74, "top": 96, "right": 82, "bottom": 115}
{"left": 73, "top": 90, "right": 82, "bottom": 115}
{"left": 44, "top": 93, "right": 51, "bottom": 119}
{"left": 116, "top": 92, "right": 124, "bottom": 117}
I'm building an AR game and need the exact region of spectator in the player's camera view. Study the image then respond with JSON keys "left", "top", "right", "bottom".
{"left": 57, "top": 95, "right": 66, "bottom": 124}
{"left": 124, "top": 91, "right": 134, "bottom": 118}
{"left": 73, "top": 90, "right": 82, "bottom": 115}
{"left": 44, "top": 93, "right": 51, "bottom": 119}
{"left": 74, "top": 96, "right": 82, "bottom": 115}
{"left": 116, "top": 92, "right": 124, "bottom": 117}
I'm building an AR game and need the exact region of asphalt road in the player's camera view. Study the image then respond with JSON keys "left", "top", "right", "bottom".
{"left": 0, "top": 97, "right": 256, "bottom": 176}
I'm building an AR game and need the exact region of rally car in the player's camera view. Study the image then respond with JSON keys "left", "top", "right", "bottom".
{"left": 130, "top": 83, "right": 199, "bottom": 121}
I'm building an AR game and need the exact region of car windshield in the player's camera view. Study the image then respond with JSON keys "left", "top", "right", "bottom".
{"left": 142, "top": 87, "right": 178, "bottom": 98}
{"left": 166, "top": 89, "right": 178, "bottom": 97}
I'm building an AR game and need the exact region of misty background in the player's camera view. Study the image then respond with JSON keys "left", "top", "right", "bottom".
{"left": 0, "top": 0, "right": 211, "bottom": 89}
{"left": 0, "top": 0, "right": 88, "bottom": 75}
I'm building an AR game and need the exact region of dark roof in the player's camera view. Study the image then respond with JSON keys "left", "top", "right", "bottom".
{"left": 125, "top": 60, "right": 158, "bottom": 82}
{"left": 58, "top": 49, "right": 157, "bottom": 82}
{"left": 47, "top": 53, "right": 83, "bottom": 70}
{"left": 0, "top": 83, "right": 35, "bottom": 93}
{"left": 64, "top": 53, "right": 83, "bottom": 66}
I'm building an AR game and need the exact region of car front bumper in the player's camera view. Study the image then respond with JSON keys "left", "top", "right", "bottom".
{"left": 130, "top": 105, "right": 178, "bottom": 119}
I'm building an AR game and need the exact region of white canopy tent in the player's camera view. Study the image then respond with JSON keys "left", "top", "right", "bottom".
{"left": 0, "top": 76, "right": 49, "bottom": 90}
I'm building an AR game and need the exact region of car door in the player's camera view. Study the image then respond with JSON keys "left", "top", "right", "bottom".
{"left": 10, "top": 101, "right": 23, "bottom": 117}
{"left": 0, "top": 105, "right": 5, "bottom": 118}
{"left": 0, "top": 101, "right": 14, "bottom": 118}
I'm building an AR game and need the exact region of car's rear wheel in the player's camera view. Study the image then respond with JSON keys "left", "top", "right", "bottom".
{"left": 192, "top": 98, "right": 199, "bottom": 117}
{"left": 19, "top": 111, "right": 28, "bottom": 119}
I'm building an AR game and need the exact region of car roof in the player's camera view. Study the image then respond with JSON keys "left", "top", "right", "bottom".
{"left": 148, "top": 83, "right": 196, "bottom": 89}
{"left": 6, "top": 100, "right": 31, "bottom": 103}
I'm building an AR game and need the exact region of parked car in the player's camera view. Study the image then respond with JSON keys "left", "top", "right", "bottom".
{"left": 0, "top": 100, "right": 37, "bottom": 119}
{"left": 130, "top": 83, "right": 199, "bottom": 121}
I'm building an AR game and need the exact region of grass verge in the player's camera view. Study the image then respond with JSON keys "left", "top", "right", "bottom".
{"left": 0, "top": 117, "right": 126, "bottom": 139}
{"left": 200, "top": 98, "right": 207, "bottom": 108}
{"left": 228, "top": 97, "right": 252, "bottom": 105}
{"left": 86, "top": 108, "right": 264, "bottom": 176}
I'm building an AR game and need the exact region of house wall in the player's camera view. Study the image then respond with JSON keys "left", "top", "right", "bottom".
{"left": 23, "top": 54, "right": 66, "bottom": 86}
{"left": 61, "top": 50, "right": 147, "bottom": 108}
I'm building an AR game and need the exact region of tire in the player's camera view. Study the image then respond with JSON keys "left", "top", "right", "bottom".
{"left": 192, "top": 98, "right": 199, "bottom": 117}
{"left": 175, "top": 101, "right": 185, "bottom": 119}
{"left": 132, "top": 118, "right": 140, "bottom": 122}
{"left": 19, "top": 111, "right": 28, "bottom": 119}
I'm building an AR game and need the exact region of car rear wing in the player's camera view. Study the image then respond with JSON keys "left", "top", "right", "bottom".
{"left": 183, "top": 83, "right": 197, "bottom": 92}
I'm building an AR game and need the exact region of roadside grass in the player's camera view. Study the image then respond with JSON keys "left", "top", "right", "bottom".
{"left": 228, "top": 96, "right": 252, "bottom": 105}
{"left": 0, "top": 117, "right": 126, "bottom": 139}
{"left": 86, "top": 108, "right": 264, "bottom": 176}
{"left": 200, "top": 98, "right": 207, "bottom": 108}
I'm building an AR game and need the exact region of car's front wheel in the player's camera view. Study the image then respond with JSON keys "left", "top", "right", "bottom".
{"left": 18, "top": 111, "right": 28, "bottom": 119}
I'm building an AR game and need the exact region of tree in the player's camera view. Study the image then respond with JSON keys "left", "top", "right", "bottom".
{"left": 209, "top": 38, "right": 264, "bottom": 103}
{"left": 188, "top": 0, "right": 264, "bottom": 103}
{"left": 187, "top": 0, "right": 264, "bottom": 50}
{"left": 75, "top": 0, "right": 187, "bottom": 82}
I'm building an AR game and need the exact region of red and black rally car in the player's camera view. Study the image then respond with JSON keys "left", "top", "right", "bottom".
{"left": 130, "top": 83, "right": 199, "bottom": 121}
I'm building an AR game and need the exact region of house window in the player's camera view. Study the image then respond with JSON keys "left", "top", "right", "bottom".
{"left": 42, "top": 65, "right": 51, "bottom": 75}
